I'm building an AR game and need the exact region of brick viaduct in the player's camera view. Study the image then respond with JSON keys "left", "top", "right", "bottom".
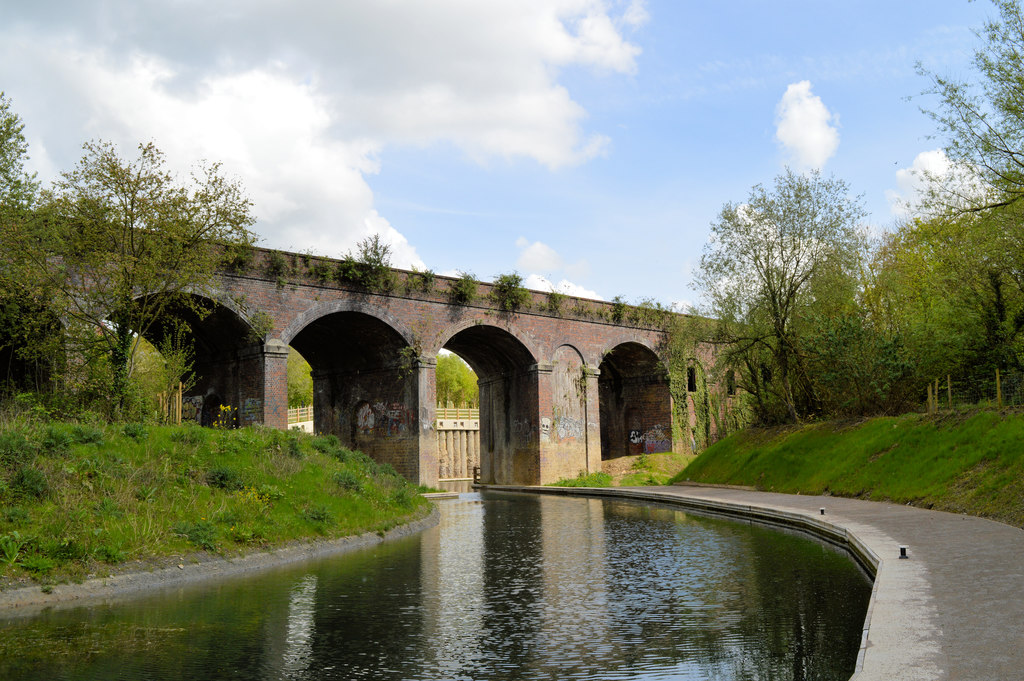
{"left": 157, "top": 247, "right": 713, "bottom": 487}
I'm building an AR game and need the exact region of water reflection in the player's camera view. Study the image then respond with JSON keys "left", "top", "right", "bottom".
{"left": 0, "top": 492, "right": 870, "bottom": 680}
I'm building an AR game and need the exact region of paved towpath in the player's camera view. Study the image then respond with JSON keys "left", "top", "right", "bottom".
{"left": 489, "top": 484, "right": 1024, "bottom": 681}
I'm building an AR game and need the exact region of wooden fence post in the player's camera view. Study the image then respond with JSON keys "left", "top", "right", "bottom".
{"left": 947, "top": 375, "right": 952, "bottom": 410}
{"left": 997, "top": 368, "right": 1003, "bottom": 408}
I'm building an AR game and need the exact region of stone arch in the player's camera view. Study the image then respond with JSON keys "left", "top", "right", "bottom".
{"left": 438, "top": 323, "right": 540, "bottom": 485}
{"left": 280, "top": 299, "right": 416, "bottom": 349}
{"left": 598, "top": 341, "right": 672, "bottom": 460}
{"left": 133, "top": 293, "right": 262, "bottom": 426}
{"left": 287, "top": 306, "right": 422, "bottom": 480}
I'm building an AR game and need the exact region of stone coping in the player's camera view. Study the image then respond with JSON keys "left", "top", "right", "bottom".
{"left": 482, "top": 484, "right": 1024, "bottom": 681}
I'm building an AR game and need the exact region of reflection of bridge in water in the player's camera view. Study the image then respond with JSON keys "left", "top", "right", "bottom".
{"left": 146, "top": 246, "right": 718, "bottom": 487}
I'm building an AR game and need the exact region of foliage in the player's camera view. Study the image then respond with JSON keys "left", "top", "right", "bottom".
{"left": 287, "top": 347, "right": 314, "bottom": 408}
{"left": 0, "top": 92, "right": 38, "bottom": 209}
{"left": 544, "top": 290, "right": 565, "bottom": 314}
{"left": 0, "top": 140, "right": 255, "bottom": 419}
{"left": 918, "top": 0, "right": 1024, "bottom": 213}
{"left": 406, "top": 267, "right": 436, "bottom": 294}
{"left": 490, "top": 272, "right": 531, "bottom": 312}
{"left": 803, "top": 313, "right": 915, "bottom": 416}
{"left": 334, "top": 234, "right": 396, "bottom": 294}
{"left": 0, "top": 420, "right": 430, "bottom": 584}
{"left": 436, "top": 353, "right": 478, "bottom": 407}
{"left": 448, "top": 271, "right": 478, "bottom": 305}
{"left": 547, "top": 471, "right": 614, "bottom": 487}
{"left": 693, "top": 169, "right": 867, "bottom": 423}
{"left": 610, "top": 296, "right": 628, "bottom": 324}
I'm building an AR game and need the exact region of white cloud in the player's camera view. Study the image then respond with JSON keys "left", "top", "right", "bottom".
{"left": 886, "top": 149, "right": 986, "bottom": 217}
{"left": 775, "top": 81, "right": 839, "bottom": 170}
{"left": 0, "top": 1, "right": 643, "bottom": 263}
{"left": 522, "top": 274, "right": 603, "bottom": 300}
{"left": 516, "top": 237, "right": 565, "bottom": 271}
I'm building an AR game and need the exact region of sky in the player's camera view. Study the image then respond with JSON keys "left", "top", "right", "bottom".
{"left": 0, "top": 0, "right": 995, "bottom": 309}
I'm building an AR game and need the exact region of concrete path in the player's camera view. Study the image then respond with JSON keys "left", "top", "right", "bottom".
{"left": 492, "top": 484, "right": 1024, "bottom": 681}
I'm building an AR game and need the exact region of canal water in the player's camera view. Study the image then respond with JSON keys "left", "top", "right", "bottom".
{"left": 0, "top": 491, "right": 871, "bottom": 680}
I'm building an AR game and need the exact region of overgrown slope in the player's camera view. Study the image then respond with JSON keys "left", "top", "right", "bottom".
{"left": 0, "top": 421, "right": 431, "bottom": 588}
{"left": 672, "top": 409, "right": 1024, "bottom": 527}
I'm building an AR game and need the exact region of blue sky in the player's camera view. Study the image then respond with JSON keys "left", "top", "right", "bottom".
{"left": 0, "top": 0, "right": 992, "bottom": 308}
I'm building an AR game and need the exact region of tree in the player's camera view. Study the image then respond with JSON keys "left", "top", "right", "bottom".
{"left": 287, "top": 347, "right": 314, "bottom": 407}
{"left": 0, "top": 92, "right": 38, "bottom": 209}
{"left": 2, "top": 140, "right": 255, "bottom": 418}
{"left": 436, "top": 353, "right": 478, "bottom": 407}
{"left": 695, "top": 169, "right": 866, "bottom": 423}
{"left": 920, "top": 0, "right": 1024, "bottom": 212}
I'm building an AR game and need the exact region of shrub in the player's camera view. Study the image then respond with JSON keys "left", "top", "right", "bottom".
{"left": 12, "top": 467, "right": 48, "bottom": 499}
{"left": 610, "top": 296, "right": 628, "bottom": 324}
{"left": 301, "top": 505, "right": 332, "bottom": 524}
{"left": 123, "top": 423, "right": 147, "bottom": 440}
{"left": 407, "top": 268, "right": 436, "bottom": 293}
{"left": 71, "top": 425, "right": 104, "bottom": 445}
{"left": 206, "top": 466, "right": 244, "bottom": 491}
{"left": 448, "top": 271, "right": 478, "bottom": 305}
{"left": 333, "top": 469, "right": 363, "bottom": 493}
{"left": 545, "top": 290, "right": 565, "bottom": 314}
{"left": 490, "top": 272, "right": 531, "bottom": 312}
{"left": 0, "top": 431, "right": 35, "bottom": 468}
{"left": 172, "top": 520, "right": 219, "bottom": 551}
{"left": 40, "top": 426, "right": 72, "bottom": 455}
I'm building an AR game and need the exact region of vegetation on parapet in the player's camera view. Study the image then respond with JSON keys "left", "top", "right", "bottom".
{"left": 0, "top": 419, "right": 430, "bottom": 590}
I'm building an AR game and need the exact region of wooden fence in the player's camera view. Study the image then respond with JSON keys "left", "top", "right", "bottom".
{"left": 280, "top": 403, "right": 480, "bottom": 480}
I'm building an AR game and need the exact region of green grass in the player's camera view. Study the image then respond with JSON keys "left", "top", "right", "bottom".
{"left": 547, "top": 471, "right": 614, "bottom": 487}
{"left": 671, "top": 408, "right": 1024, "bottom": 527}
{"left": 0, "top": 420, "right": 431, "bottom": 587}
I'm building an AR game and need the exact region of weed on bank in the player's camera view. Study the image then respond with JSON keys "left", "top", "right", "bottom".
{"left": 0, "top": 421, "right": 430, "bottom": 587}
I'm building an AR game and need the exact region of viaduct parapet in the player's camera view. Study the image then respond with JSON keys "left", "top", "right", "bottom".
{"left": 153, "top": 247, "right": 712, "bottom": 487}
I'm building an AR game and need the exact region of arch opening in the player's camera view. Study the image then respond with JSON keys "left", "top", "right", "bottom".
{"left": 598, "top": 342, "right": 672, "bottom": 460}
{"left": 441, "top": 325, "right": 538, "bottom": 485}
{"left": 290, "top": 310, "right": 420, "bottom": 479}
{"left": 133, "top": 294, "right": 259, "bottom": 427}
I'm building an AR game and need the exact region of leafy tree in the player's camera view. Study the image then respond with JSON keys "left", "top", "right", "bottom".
{"left": 287, "top": 347, "right": 313, "bottom": 407}
{"left": 919, "top": 0, "right": 1024, "bottom": 212}
{"left": 0, "top": 92, "right": 38, "bottom": 209}
{"left": 2, "top": 141, "right": 255, "bottom": 418}
{"left": 436, "top": 353, "right": 478, "bottom": 407}
{"left": 695, "top": 169, "right": 866, "bottom": 423}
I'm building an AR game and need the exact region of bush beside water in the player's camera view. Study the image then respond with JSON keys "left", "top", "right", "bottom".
{"left": 0, "top": 421, "right": 430, "bottom": 586}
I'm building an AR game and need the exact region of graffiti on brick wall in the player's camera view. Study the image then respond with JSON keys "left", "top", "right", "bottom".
{"left": 356, "top": 401, "right": 417, "bottom": 438}
{"left": 241, "top": 398, "right": 262, "bottom": 424}
{"left": 356, "top": 402, "right": 375, "bottom": 433}
{"left": 555, "top": 416, "right": 584, "bottom": 442}
{"left": 540, "top": 417, "right": 551, "bottom": 443}
{"left": 512, "top": 418, "right": 534, "bottom": 444}
{"left": 182, "top": 396, "right": 203, "bottom": 423}
{"left": 629, "top": 424, "right": 671, "bottom": 453}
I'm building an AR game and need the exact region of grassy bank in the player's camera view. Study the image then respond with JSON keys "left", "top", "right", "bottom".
{"left": 671, "top": 408, "right": 1024, "bottom": 527}
{"left": 549, "top": 451, "right": 696, "bottom": 488}
{"left": 0, "top": 420, "right": 431, "bottom": 589}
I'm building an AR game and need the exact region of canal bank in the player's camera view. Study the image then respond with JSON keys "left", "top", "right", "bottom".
{"left": 0, "top": 507, "right": 440, "bottom": 616}
{"left": 488, "top": 483, "right": 1024, "bottom": 681}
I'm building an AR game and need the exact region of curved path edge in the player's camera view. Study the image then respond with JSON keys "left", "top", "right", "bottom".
{"left": 0, "top": 507, "right": 440, "bottom": 618}
{"left": 484, "top": 484, "right": 1024, "bottom": 681}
